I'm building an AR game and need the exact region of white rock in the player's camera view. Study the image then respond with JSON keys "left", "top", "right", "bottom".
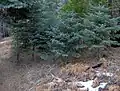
{"left": 78, "top": 80, "right": 107, "bottom": 91}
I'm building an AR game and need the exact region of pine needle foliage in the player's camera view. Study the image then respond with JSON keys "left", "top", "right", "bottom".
{"left": 82, "top": 4, "right": 120, "bottom": 48}
{"left": 10, "top": 0, "right": 120, "bottom": 61}
{"left": 11, "top": 0, "right": 59, "bottom": 60}
{"left": 50, "top": 11, "right": 84, "bottom": 58}
{"left": 53, "top": 4, "right": 120, "bottom": 59}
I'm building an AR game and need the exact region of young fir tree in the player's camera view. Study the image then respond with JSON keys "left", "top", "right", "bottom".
{"left": 27, "top": 0, "right": 58, "bottom": 60}
{"left": 82, "top": 4, "right": 120, "bottom": 48}
{"left": 51, "top": 3, "right": 120, "bottom": 59}
{"left": 12, "top": 0, "right": 59, "bottom": 60}
{"left": 11, "top": 0, "right": 120, "bottom": 61}
{"left": 11, "top": 16, "right": 31, "bottom": 61}
{"left": 50, "top": 11, "right": 85, "bottom": 58}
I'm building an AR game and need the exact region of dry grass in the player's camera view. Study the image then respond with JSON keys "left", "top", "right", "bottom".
{"left": 109, "top": 85, "right": 120, "bottom": 91}
{"left": 61, "top": 63, "right": 90, "bottom": 74}
{"left": 0, "top": 37, "right": 120, "bottom": 91}
{"left": 36, "top": 85, "right": 51, "bottom": 91}
{"left": 0, "top": 37, "right": 12, "bottom": 59}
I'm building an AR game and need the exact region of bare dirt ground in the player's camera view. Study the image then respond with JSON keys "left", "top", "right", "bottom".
{"left": 0, "top": 37, "right": 120, "bottom": 91}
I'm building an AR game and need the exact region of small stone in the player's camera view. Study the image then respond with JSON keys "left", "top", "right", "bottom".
{"left": 76, "top": 82, "right": 85, "bottom": 88}
{"left": 99, "top": 88, "right": 108, "bottom": 91}
{"left": 78, "top": 88, "right": 88, "bottom": 91}
{"left": 91, "top": 77, "right": 100, "bottom": 88}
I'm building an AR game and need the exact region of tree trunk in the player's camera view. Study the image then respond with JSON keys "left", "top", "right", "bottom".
{"left": 16, "top": 48, "right": 20, "bottom": 62}
{"left": 32, "top": 46, "right": 35, "bottom": 61}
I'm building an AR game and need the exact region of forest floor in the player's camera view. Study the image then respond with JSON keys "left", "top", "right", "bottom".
{"left": 0, "top": 37, "right": 120, "bottom": 91}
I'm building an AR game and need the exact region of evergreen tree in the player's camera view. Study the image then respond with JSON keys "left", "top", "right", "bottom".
{"left": 51, "top": 4, "right": 120, "bottom": 59}
{"left": 27, "top": 0, "right": 58, "bottom": 60}
{"left": 50, "top": 11, "right": 84, "bottom": 58}
{"left": 11, "top": 0, "right": 59, "bottom": 60}
{"left": 83, "top": 4, "right": 120, "bottom": 48}
{"left": 10, "top": 0, "right": 120, "bottom": 61}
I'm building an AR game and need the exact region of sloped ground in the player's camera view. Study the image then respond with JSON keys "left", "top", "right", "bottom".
{"left": 0, "top": 37, "right": 120, "bottom": 91}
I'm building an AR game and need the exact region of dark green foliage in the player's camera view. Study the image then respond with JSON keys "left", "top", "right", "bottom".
{"left": 10, "top": 0, "right": 120, "bottom": 61}
{"left": 12, "top": 19, "right": 30, "bottom": 49}
{"left": 11, "top": 0, "right": 59, "bottom": 60}
{"left": 83, "top": 4, "right": 120, "bottom": 47}
{"left": 0, "top": 0, "right": 27, "bottom": 9}
{"left": 27, "top": 0, "right": 58, "bottom": 59}
{"left": 92, "top": 0, "right": 107, "bottom": 4}
{"left": 50, "top": 12, "right": 84, "bottom": 58}
{"left": 53, "top": 4, "right": 120, "bottom": 58}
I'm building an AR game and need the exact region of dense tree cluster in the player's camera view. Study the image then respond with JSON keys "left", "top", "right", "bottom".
{"left": 0, "top": 0, "right": 120, "bottom": 61}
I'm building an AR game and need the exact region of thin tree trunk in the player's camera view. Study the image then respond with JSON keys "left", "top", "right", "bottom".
{"left": 32, "top": 46, "right": 35, "bottom": 61}
{"left": 16, "top": 48, "right": 20, "bottom": 62}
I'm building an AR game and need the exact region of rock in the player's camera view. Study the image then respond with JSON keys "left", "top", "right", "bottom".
{"left": 76, "top": 82, "right": 85, "bottom": 88}
{"left": 108, "top": 85, "right": 120, "bottom": 91}
{"left": 99, "top": 88, "right": 109, "bottom": 91}
{"left": 78, "top": 88, "right": 88, "bottom": 91}
{"left": 67, "top": 82, "right": 85, "bottom": 90}
{"left": 91, "top": 77, "right": 100, "bottom": 88}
